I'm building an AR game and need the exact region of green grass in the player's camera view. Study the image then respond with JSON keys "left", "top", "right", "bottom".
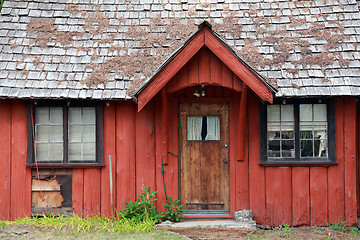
{"left": 0, "top": 214, "right": 156, "bottom": 233}
{"left": 0, "top": 215, "right": 186, "bottom": 239}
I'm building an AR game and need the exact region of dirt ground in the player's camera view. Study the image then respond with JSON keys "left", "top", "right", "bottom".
{"left": 1, "top": 224, "right": 359, "bottom": 239}
{"left": 168, "top": 226, "right": 356, "bottom": 240}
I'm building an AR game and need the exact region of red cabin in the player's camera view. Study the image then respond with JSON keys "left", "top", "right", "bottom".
{"left": 0, "top": 0, "right": 360, "bottom": 227}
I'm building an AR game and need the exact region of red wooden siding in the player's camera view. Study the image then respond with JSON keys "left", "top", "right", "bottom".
{"left": 0, "top": 100, "right": 12, "bottom": 220}
{"left": 0, "top": 100, "right": 31, "bottom": 220}
{"left": 0, "top": 88, "right": 358, "bottom": 226}
{"left": 246, "top": 97, "right": 358, "bottom": 226}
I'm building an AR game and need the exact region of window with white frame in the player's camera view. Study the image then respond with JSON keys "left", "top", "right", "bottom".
{"left": 261, "top": 101, "right": 335, "bottom": 164}
{"left": 28, "top": 102, "right": 103, "bottom": 166}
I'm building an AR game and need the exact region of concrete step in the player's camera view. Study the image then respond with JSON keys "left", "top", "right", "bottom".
{"left": 157, "top": 220, "right": 256, "bottom": 229}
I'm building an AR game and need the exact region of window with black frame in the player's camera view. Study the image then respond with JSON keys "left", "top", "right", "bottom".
{"left": 27, "top": 102, "right": 103, "bottom": 166}
{"left": 261, "top": 101, "right": 336, "bottom": 165}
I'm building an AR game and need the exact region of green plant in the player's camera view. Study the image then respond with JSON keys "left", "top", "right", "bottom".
{"left": 328, "top": 219, "right": 347, "bottom": 233}
{"left": 119, "top": 186, "right": 162, "bottom": 223}
{"left": 162, "top": 196, "right": 185, "bottom": 222}
{"left": 278, "top": 223, "right": 292, "bottom": 238}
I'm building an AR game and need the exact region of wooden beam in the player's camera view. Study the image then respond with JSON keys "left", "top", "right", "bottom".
{"left": 138, "top": 30, "right": 205, "bottom": 111}
{"left": 237, "top": 85, "right": 248, "bottom": 161}
{"left": 161, "top": 89, "right": 168, "bottom": 165}
{"left": 204, "top": 28, "right": 273, "bottom": 103}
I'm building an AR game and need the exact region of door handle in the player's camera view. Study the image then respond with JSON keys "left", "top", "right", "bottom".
{"left": 223, "top": 159, "right": 228, "bottom": 163}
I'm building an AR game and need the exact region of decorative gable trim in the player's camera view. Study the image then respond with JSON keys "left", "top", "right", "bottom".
{"left": 135, "top": 22, "right": 276, "bottom": 111}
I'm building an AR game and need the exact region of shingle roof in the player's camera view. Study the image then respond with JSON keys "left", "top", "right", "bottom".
{"left": 0, "top": 0, "right": 359, "bottom": 100}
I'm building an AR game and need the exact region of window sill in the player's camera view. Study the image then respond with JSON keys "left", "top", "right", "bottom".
{"left": 26, "top": 163, "right": 105, "bottom": 168}
{"left": 259, "top": 161, "right": 338, "bottom": 167}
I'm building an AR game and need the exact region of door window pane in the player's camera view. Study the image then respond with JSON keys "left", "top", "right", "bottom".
{"left": 187, "top": 116, "right": 220, "bottom": 141}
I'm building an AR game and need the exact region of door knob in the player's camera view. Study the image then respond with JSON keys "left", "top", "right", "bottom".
{"left": 223, "top": 159, "right": 228, "bottom": 163}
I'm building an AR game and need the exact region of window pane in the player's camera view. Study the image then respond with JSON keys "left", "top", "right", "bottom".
{"left": 83, "top": 125, "right": 96, "bottom": 142}
{"left": 69, "top": 125, "right": 82, "bottom": 142}
{"left": 268, "top": 139, "right": 280, "bottom": 157}
{"left": 36, "top": 143, "right": 49, "bottom": 162}
{"left": 49, "top": 143, "right": 63, "bottom": 161}
{"left": 301, "top": 140, "right": 313, "bottom": 157}
{"left": 281, "top": 105, "right": 294, "bottom": 121}
{"left": 314, "top": 104, "right": 326, "bottom": 121}
{"left": 281, "top": 122, "right": 294, "bottom": 139}
{"left": 69, "top": 107, "right": 82, "bottom": 124}
{"left": 300, "top": 104, "right": 312, "bottom": 121}
{"left": 49, "top": 126, "right": 63, "bottom": 142}
{"left": 68, "top": 107, "right": 97, "bottom": 162}
{"left": 50, "top": 108, "right": 63, "bottom": 124}
{"left": 36, "top": 108, "right": 49, "bottom": 124}
{"left": 267, "top": 122, "right": 280, "bottom": 133}
{"left": 36, "top": 126, "right": 48, "bottom": 142}
{"left": 267, "top": 104, "right": 294, "bottom": 159}
{"left": 205, "top": 116, "right": 220, "bottom": 140}
{"left": 83, "top": 108, "right": 96, "bottom": 124}
{"left": 267, "top": 105, "right": 280, "bottom": 122}
{"left": 68, "top": 143, "right": 81, "bottom": 161}
{"left": 83, "top": 143, "right": 96, "bottom": 162}
{"left": 187, "top": 116, "right": 202, "bottom": 140}
{"left": 314, "top": 122, "right": 326, "bottom": 132}
{"left": 35, "top": 107, "right": 64, "bottom": 163}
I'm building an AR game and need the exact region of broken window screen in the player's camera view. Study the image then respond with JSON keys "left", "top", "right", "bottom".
{"left": 68, "top": 107, "right": 96, "bottom": 162}
{"left": 35, "top": 107, "right": 63, "bottom": 162}
{"left": 267, "top": 105, "right": 295, "bottom": 158}
{"left": 300, "top": 104, "right": 327, "bottom": 158}
{"left": 187, "top": 116, "right": 220, "bottom": 141}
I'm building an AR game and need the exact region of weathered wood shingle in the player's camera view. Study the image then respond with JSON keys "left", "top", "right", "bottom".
{"left": 0, "top": 0, "right": 360, "bottom": 100}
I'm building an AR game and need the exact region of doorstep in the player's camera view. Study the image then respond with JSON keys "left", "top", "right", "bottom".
{"left": 156, "top": 220, "right": 256, "bottom": 229}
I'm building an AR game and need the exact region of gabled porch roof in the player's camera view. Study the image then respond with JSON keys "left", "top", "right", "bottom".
{"left": 134, "top": 22, "right": 277, "bottom": 111}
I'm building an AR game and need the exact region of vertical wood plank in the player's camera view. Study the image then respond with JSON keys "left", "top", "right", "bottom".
{"left": 10, "top": 100, "right": 31, "bottom": 219}
{"left": 83, "top": 169, "right": 101, "bottom": 217}
{"left": 115, "top": 102, "right": 136, "bottom": 210}
{"left": 248, "top": 94, "right": 266, "bottom": 224}
{"left": 135, "top": 100, "right": 156, "bottom": 196}
{"left": 166, "top": 66, "right": 188, "bottom": 93}
{"left": 233, "top": 74, "right": 243, "bottom": 92}
{"left": 292, "top": 167, "right": 310, "bottom": 226}
{"left": 265, "top": 167, "right": 292, "bottom": 226}
{"left": 343, "top": 98, "right": 357, "bottom": 225}
{"left": 161, "top": 90, "right": 168, "bottom": 165}
{"left": 72, "top": 169, "right": 84, "bottom": 216}
{"left": 166, "top": 96, "right": 179, "bottom": 199}
{"left": 328, "top": 98, "right": 345, "bottom": 223}
{"left": 0, "top": 100, "right": 11, "bottom": 220}
{"left": 155, "top": 95, "right": 164, "bottom": 211}
{"left": 222, "top": 64, "right": 233, "bottom": 91}
{"left": 198, "top": 47, "right": 210, "bottom": 85}
{"left": 188, "top": 53, "right": 199, "bottom": 86}
{"left": 101, "top": 102, "right": 116, "bottom": 216}
{"left": 209, "top": 50, "right": 222, "bottom": 86}
{"left": 310, "top": 167, "right": 328, "bottom": 226}
{"left": 231, "top": 93, "right": 249, "bottom": 212}
{"left": 238, "top": 86, "right": 248, "bottom": 161}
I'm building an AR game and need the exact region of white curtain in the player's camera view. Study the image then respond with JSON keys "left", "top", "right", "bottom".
{"left": 187, "top": 116, "right": 202, "bottom": 140}
{"left": 205, "top": 116, "right": 220, "bottom": 140}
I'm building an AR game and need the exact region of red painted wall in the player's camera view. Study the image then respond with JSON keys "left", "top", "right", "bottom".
{"left": 0, "top": 100, "right": 31, "bottom": 220}
{"left": 0, "top": 50, "right": 358, "bottom": 226}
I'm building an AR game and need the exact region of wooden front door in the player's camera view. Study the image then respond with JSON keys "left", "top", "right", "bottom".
{"left": 180, "top": 103, "right": 230, "bottom": 212}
